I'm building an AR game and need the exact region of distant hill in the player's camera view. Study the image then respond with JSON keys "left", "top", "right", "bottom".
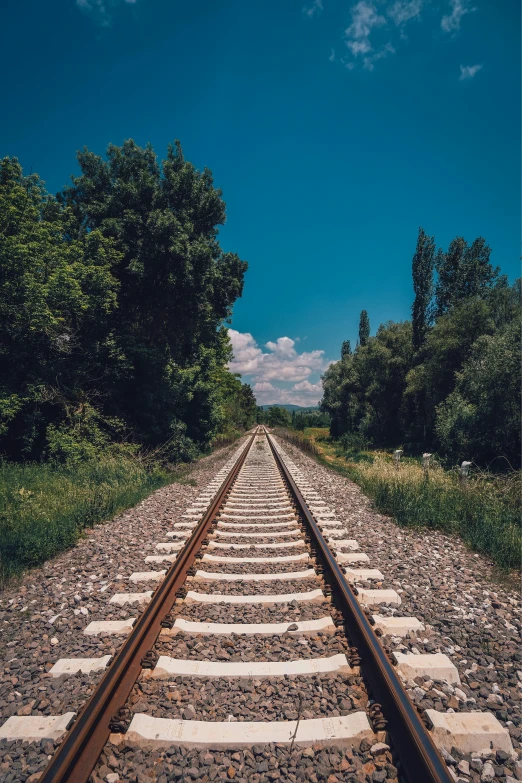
{"left": 259, "top": 404, "right": 319, "bottom": 412}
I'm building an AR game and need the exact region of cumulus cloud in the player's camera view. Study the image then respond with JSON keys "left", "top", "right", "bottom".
{"left": 228, "top": 330, "right": 329, "bottom": 406}
{"left": 76, "top": 0, "right": 137, "bottom": 26}
{"left": 441, "top": 0, "right": 476, "bottom": 33}
{"left": 228, "top": 330, "right": 327, "bottom": 383}
{"left": 459, "top": 63, "right": 482, "bottom": 80}
{"left": 302, "top": 0, "right": 323, "bottom": 18}
{"left": 253, "top": 381, "right": 324, "bottom": 407}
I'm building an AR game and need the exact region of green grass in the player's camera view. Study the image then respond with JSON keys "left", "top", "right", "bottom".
{"left": 0, "top": 455, "right": 171, "bottom": 587}
{"left": 275, "top": 427, "right": 521, "bottom": 571}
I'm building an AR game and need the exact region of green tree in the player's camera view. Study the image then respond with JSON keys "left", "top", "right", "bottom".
{"left": 403, "top": 298, "right": 495, "bottom": 448}
{"left": 435, "top": 236, "right": 500, "bottom": 315}
{"left": 0, "top": 157, "right": 120, "bottom": 459}
{"left": 435, "top": 318, "right": 521, "bottom": 465}
{"left": 267, "top": 406, "right": 291, "bottom": 427}
{"left": 341, "top": 340, "right": 352, "bottom": 359}
{"left": 358, "top": 310, "right": 370, "bottom": 346}
{"left": 411, "top": 227, "right": 435, "bottom": 351}
{"left": 59, "top": 139, "right": 247, "bottom": 455}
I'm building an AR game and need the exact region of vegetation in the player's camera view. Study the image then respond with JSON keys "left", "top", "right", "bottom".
{"left": 0, "top": 143, "right": 256, "bottom": 465}
{"left": 321, "top": 227, "right": 521, "bottom": 467}
{"left": 276, "top": 427, "right": 521, "bottom": 571}
{"left": 0, "top": 141, "right": 257, "bottom": 585}
{"left": 0, "top": 453, "right": 170, "bottom": 585}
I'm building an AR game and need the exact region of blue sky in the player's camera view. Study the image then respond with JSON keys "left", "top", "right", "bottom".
{"left": 1, "top": 0, "right": 519, "bottom": 406}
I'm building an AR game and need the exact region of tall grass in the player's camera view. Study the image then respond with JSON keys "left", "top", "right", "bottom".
{"left": 276, "top": 428, "right": 521, "bottom": 571}
{"left": 0, "top": 455, "right": 170, "bottom": 587}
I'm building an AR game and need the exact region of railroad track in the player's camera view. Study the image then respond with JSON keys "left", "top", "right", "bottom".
{"left": 0, "top": 428, "right": 513, "bottom": 783}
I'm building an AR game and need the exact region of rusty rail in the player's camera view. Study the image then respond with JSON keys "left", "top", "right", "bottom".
{"left": 39, "top": 430, "right": 257, "bottom": 783}
{"left": 266, "top": 429, "right": 453, "bottom": 783}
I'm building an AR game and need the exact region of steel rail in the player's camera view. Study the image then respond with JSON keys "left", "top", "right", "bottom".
{"left": 266, "top": 430, "right": 453, "bottom": 783}
{"left": 39, "top": 430, "right": 257, "bottom": 783}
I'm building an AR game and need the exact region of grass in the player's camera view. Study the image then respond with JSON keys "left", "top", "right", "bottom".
{"left": 274, "top": 427, "right": 521, "bottom": 572}
{"left": 0, "top": 454, "right": 171, "bottom": 587}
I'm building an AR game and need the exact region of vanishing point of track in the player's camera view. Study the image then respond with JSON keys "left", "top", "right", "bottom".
{"left": 34, "top": 427, "right": 454, "bottom": 783}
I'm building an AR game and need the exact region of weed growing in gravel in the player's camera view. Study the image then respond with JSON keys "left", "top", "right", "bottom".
{"left": 0, "top": 455, "right": 170, "bottom": 587}
{"left": 276, "top": 428, "right": 521, "bottom": 571}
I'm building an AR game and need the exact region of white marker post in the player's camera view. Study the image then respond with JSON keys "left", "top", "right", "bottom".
{"left": 393, "top": 450, "right": 403, "bottom": 471}
{"left": 422, "top": 453, "right": 432, "bottom": 478}
{"left": 459, "top": 461, "right": 472, "bottom": 488}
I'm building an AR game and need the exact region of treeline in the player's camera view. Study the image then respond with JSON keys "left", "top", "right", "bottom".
{"left": 256, "top": 406, "right": 330, "bottom": 429}
{"left": 321, "top": 229, "right": 521, "bottom": 467}
{"left": 0, "top": 141, "right": 257, "bottom": 465}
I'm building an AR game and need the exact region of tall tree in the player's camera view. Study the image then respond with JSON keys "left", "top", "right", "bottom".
{"left": 435, "top": 236, "right": 499, "bottom": 315}
{"left": 411, "top": 227, "right": 435, "bottom": 351}
{"left": 358, "top": 310, "right": 370, "bottom": 347}
{"left": 341, "top": 340, "right": 352, "bottom": 359}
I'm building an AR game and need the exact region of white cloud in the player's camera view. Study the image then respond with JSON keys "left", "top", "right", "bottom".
{"left": 387, "top": 0, "right": 424, "bottom": 26}
{"left": 253, "top": 380, "right": 324, "bottom": 407}
{"left": 441, "top": 0, "right": 476, "bottom": 33}
{"left": 76, "top": 0, "right": 137, "bottom": 26}
{"left": 344, "top": 1, "right": 386, "bottom": 58}
{"left": 459, "top": 63, "right": 482, "bottom": 80}
{"left": 303, "top": 0, "right": 323, "bottom": 18}
{"left": 228, "top": 330, "right": 327, "bottom": 382}
{"left": 343, "top": 1, "right": 401, "bottom": 70}
{"left": 228, "top": 330, "right": 329, "bottom": 405}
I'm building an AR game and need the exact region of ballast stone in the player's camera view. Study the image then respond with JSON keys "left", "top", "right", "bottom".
{"left": 49, "top": 656, "right": 112, "bottom": 677}
{"left": 114, "top": 711, "right": 374, "bottom": 749}
{"left": 144, "top": 653, "right": 351, "bottom": 679}
{"left": 426, "top": 710, "right": 514, "bottom": 755}
{"left": 372, "top": 615, "right": 425, "bottom": 637}
{"left": 0, "top": 713, "right": 76, "bottom": 741}
{"left": 392, "top": 652, "right": 460, "bottom": 684}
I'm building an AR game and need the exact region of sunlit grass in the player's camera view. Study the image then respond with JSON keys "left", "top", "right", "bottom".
{"left": 275, "top": 427, "right": 521, "bottom": 571}
{"left": 0, "top": 455, "right": 170, "bottom": 587}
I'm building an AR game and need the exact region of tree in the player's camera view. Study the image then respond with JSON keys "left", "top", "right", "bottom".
{"left": 59, "top": 139, "right": 248, "bottom": 455}
{"left": 358, "top": 310, "right": 370, "bottom": 346}
{"left": 435, "top": 236, "right": 500, "bottom": 315}
{"left": 341, "top": 340, "right": 352, "bottom": 359}
{"left": 403, "top": 298, "right": 495, "bottom": 448}
{"left": 411, "top": 227, "right": 435, "bottom": 351}
{"left": 0, "top": 142, "right": 249, "bottom": 463}
{"left": 435, "top": 318, "right": 521, "bottom": 465}
{"left": 267, "top": 406, "right": 291, "bottom": 427}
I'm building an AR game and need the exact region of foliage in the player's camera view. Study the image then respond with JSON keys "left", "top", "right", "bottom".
{"left": 0, "top": 144, "right": 252, "bottom": 464}
{"left": 435, "top": 236, "right": 501, "bottom": 316}
{"left": 411, "top": 227, "right": 435, "bottom": 351}
{"left": 321, "top": 226, "right": 520, "bottom": 467}
{"left": 358, "top": 310, "right": 370, "bottom": 346}
{"left": 435, "top": 319, "right": 521, "bottom": 464}
{"left": 292, "top": 409, "right": 330, "bottom": 430}
{"left": 277, "top": 428, "right": 521, "bottom": 571}
{"left": 266, "top": 406, "right": 292, "bottom": 427}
